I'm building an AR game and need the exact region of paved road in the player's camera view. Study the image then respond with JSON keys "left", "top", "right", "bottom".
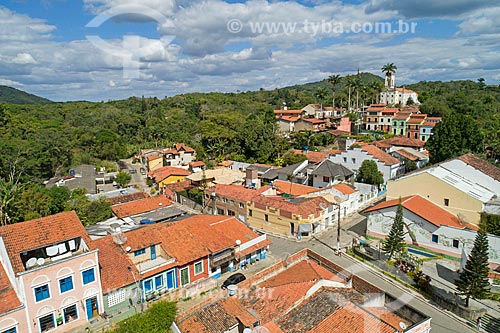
{"left": 267, "top": 233, "right": 477, "bottom": 333}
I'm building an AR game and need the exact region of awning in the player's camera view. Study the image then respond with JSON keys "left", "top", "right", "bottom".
{"left": 298, "top": 224, "right": 312, "bottom": 233}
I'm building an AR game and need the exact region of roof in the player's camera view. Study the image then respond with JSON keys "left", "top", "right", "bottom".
{"left": 392, "top": 113, "right": 412, "bottom": 121}
{"left": 189, "top": 161, "right": 205, "bottom": 167}
{"left": 364, "top": 195, "right": 465, "bottom": 228}
{"left": 272, "top": 180, "right": 318, "bottom": 196}
{"left": 107, "top": 192, "right": 149, "bottom": 205}
{"left": 174, "top": 143, "right": 195, "bottom": 153}
{"left": 208, "top": 183, "right": 261, "bottom": 202}
{"left": 396, "top": 87, "right": 416, "bottom": 94}
{"left": 407, "top": 115, "right": 427, "bottom": 124}
{"left": 301, "top": 118, "right": 326, "bottom": 124}
{"left": 274, "top": 109, "right": 303, "bottom": 114}
{"left": 93, "top": 236, "right": 138, "bottom": 291}
{"left": 279, "top": 116, "right": 300, "bottom": 122}
{"left": 360, "top": 145, "right": 400, "bottom": 166}
{"left": 294, "top": 150, "right": 328, "bottom": 164}
{"left": 112, "top": 195, "right": 172, "bottom": 218}
{"left": 458, "top": 154, "right": 500, "bottom": 182}
{"left": 375, "top": 137, "right": 426, "bottom": 148}
{"left": 311, "top": 160, "right": 354, "bottom": 177}
{"left": 147, "top": 154, "right": 163, "bottom": 161}
{"left": 252, "top": 195, "right": 330, "bottom": 218}
{"left": 147, "top": 166, "right": 191, "bottom": 183}
{"left": 0, "top": 263, "right": 22, "bottom": 313}
{"left": 392, "top": 148, "right": 420, "bottom": 161}
{"left": 0, "top": 211, "right": 93, "bottom": 274}
{"left": 332, "top": 183, "right": 357, "bottom": 195}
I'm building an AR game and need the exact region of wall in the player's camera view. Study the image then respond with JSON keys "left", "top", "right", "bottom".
{"left": 387, "top": 172, "right": 483, "bottom": 224}
{"left": 19, "top": 250, "right": 103, "bottom": 333}
{"left": 329, "top": 149, "right": 395, "bottom": 183}
{"left": 0, "top": 308, "right": 30, "bottom": 333}
{"left": 148, "top": 158, "right": 163, "bottom": 171}
{"left": 158, "top": 175, "right": 187, "bottom": 188}
{"left": 102, "top": 284, "right": 137, "bottom": 317}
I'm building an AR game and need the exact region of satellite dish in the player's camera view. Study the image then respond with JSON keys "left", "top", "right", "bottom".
{"left": 125, "top": 246, "right": 131, "bottom": 252}
{"left": 253, "top": 327, "right": 270, "bottom": 333}
{"left": 113, "top": 233, "right": 127, "bottom": 245}
{"left": 399, "top": 322, "right": 407, "bottom": 330}
{"left": 243, "top": 329, "right": 252, "bottom": 333}
{"left": 37, "top": 258, "right": 45, "bottom": 266}
{"left": 26, "top": 258, "right": 37, "bottom": 268}
{"left": 236, "top": 240, "right": 241, "bottom": 245}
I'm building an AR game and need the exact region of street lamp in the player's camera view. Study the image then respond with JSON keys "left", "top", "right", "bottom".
{"left": 127, "top": 266, "right": 143, "bottom": 313}
{"left": 336, "top": 203, "right": 342, "bottom": 254}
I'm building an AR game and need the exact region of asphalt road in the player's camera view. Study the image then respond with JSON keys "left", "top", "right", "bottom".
{"left": 266, "top": 234, "right": 477, "bottom": 333}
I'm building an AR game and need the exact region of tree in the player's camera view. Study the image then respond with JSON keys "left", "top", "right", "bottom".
{"left": 115, "top": 171, "right": 132, "bottom": 188}
{"left": 426, "top": 111, "right": 484, "bottom": 164}
{"left": 355, "top": 160, "right": 384, "bottom": 186}
{"left": 455, "top": 230, "right": 490, "bottom": 307}
{"left": 383, "top": 202, "right": 406, "bottom": 260}
{"left": 479, "top": 213, "right": 500, "bottom": 237}
{"left": 345, "top": 75, "right": 356, "bottom": 110}
{"left": 314, "top": 88, "right": 328, "bottom": 110}
{"left": 327, "top": 74, "right": 342, "bottom": 110}
{"left": 111, "top": 300, "right": 177, "bottom": 333}
{"left": 381, "top": 63, "right": 397, "bottom": 88}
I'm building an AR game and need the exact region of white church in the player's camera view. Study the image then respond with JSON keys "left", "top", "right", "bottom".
{"left": 380, "top": 70, "right": 419, "bottom": 106}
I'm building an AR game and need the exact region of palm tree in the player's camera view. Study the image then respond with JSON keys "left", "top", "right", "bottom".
{"left": 327, "top": 74, "right": 342, "bottom": 111}
{"left": 345, "top": 75, "right": 356, "bottom": 111}
{"left": 369, "top": 81, "right": 384, "bottom": 104}
{"left": 315, "top": 87, "right": 328, "bottom": 110}
{"left": 353, "top": 75, "right": 363, "bottom": 111}
{"left": 381, "top": 63, "right": 397, "bottom": 89}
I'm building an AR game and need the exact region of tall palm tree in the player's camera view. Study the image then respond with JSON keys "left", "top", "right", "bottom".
{"left": 353, "top": 75, "right": 363, "bottom": 111}
{"left": 369, "top": 81, "right": 384, "bottom": 104}
{"left": 315, "top": 87, "right": 328, "bottom": 110}
{"left": 381, "top": 63, "right": 397, "bottom": 89}
{"left": 345, "top": 75, "right": 356, "bottom": 111}
{"left": 327, "top": 74, "right": 342, "bottom": 111}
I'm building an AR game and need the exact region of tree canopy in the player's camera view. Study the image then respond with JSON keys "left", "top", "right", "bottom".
{"left": 356, "top": 160, "right": 384, "bottom": 186}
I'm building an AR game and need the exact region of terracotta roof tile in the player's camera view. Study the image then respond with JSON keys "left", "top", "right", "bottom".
{"left": 112, "top": 195, "right": 172, "bottom": 218}
{"left": 107, "top": 192, "right": 149, "bottom": 205}
{"left": 274, "top": 110, "right": 303, "bottom": 114}
{"left": 273, "top": 180, "right": 318, "bottom": 196}
{"left": 393, "top": 149, "right": 419, "bottom": 161}
{"left": 364, "top": 195, "right": 465, "bottom": 228}
{"left": 376, "top": 137, "right": 425, "bottom": 148}
{"left": 360, "top": 145, "right": 400, "bottom": 166}
{"left": 458, "top": 153, "right": 500, "bottom": 182}
{"left": 332, "top": 183, "right": 357, "bottom": 195}
{"left": 189, "top": 161, "right": 205, "bottom": 167}
{"left": 280, "top": 116, "right": 300, "bottom": 122}
{"left": 147, "top": 154, "right": 163, "bottom": 161}
{"left": 0, "top": 263, "right": 22, "bottom": 313}
{"left": 262, "top": 321, "right": 285, "bottom": 333}
{"left": 208, "top": 184, "right": 260, "bottom": 202}
{"left": 294, "top": 150, "right": 328, "bottom": 164}
{"left": 252, "top": 195, "right": 330, "bottom": 218}
{"left": 147, "top": 166, "right": 191, "bottom": 183}
{"left": 0, "top": 211, "right": 93, "bottom": 274}
{"left": 174, "top": 143, "right": 195, "bottom": 153}
{"left": 302, "top": 118, "right": 326, "bottom": 124}
{"left": 93, "top": 236, "right": 138, "bottom": 291}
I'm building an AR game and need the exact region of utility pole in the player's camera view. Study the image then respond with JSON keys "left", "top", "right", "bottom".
{"left": 337, "top": 203, "right": 341, "bottom": 254}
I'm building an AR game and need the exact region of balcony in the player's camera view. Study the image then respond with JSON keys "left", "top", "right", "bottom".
{"left": 21, "top": 237, "right": 88, "bottom": 271}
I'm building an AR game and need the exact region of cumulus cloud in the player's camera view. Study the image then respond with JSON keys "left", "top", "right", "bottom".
{"left": 11, "top": 53, "right": 37, "bottom": 64}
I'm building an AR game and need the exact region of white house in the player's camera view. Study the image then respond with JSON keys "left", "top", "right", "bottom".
{"left": 365, "top": 195, "right": 500, "bottom": 270}
{"left": 329, "top": 144, "right": 403, "bottom": 184}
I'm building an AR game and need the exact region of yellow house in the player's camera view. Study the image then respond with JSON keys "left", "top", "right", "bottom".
{"left": 387, "top": 154, "right": 500, "bottom": 225}
{"left": 148, "top": 166, "right": 191, "bottom": 189}
{"left": 147, "top": 154, "right": 164, "bottom": 171}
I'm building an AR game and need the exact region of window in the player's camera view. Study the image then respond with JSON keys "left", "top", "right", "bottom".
{"left": 134, "top": 248, "right": 146, "bottom": 256}
{"left": 63, "top": 304, "right": 78, "bottom": 324}
{"left": 180, "top": 267, "right": 189, "bottom": 286}
{"left": 39, "top": 313, "right": 55, "bottom": 332}
{"left": 107, "top": 290, "right": 126, "bottom": 308}
{"left": 227, "top": 210, "right": 235, "bottom": 216}
{"left": 194, "top": 261, "right": 203, "bottom": 275}
{"left": 323, "top": 176, "right": 330, "bottom": 183}
{"left": 239, "top": 202, "right": 244, "bottom": 208}
{"left": 82, "top": 268, "right": 95, "bottom": 285}
{"left": 431, "top": 234, "right": 439, "bottom": 243}
{"left": 144, "top": 279, "right": 152, "bottom": 293}
{"left": 230, "top": 200, "right": 234, "bottom": 205}
{"left": 264, "top": 214, "right": 269, "bottom": 222}
{"left": 452, "top": 239, "right": 460, "bottom": 248}
{"left": 34, "top": 284, "right": 50, "bottom": 302}
{"left": 1, "top": 327, "right": 17, "bottom": 333}
{"left": 248, "top": 209, "right": 253, "bottom": 217}
{"left": 155, "top": 275, "right": 163, "bottom": 289}
{"left": 217, "top": 208, "right": 225, "bottom": 215}
{"left": 59, "top": 276, "right": 74, "bottom": 294}
{"left": 444, "top": 198, "right": 449, "bottom": 206}
{"left": 150, "top": 245, "right": 156, "bottom": 260}
{"left": 352, "top": 158, "right": 356, "bottom": 164}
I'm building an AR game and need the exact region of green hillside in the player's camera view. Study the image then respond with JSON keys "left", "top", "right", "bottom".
{"left": 0, "top": 85, "right": 52, "bottom": 104}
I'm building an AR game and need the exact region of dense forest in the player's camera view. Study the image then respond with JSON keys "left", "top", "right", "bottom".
{"left": 1, "top": 75, "right": 499, "bottom": 224}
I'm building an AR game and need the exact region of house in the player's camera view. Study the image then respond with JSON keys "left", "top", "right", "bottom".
{"left": 275, "top": 160, "right": 310, "bottom": 184}
{"left": 274, "top": 109, "right": 305, "bottom": 120}
{"left": 0, "top": 212, "right": 103, "bottom": 333}
{"left": 277, "top": 116, "right": 299, "bottom": 132}
{"left": 387, "top": 154, "right": 500, "bottom": 224}
{"left": 420, "top": 117, "right": 441, "bottom": 142}
{"left": 271, "top": 179, "right": 318, "bottom": 197}
{"left": 111, "top": 195, "right": 173, "bottom": 219}
{"left": 335, "top": 116, "right": 352, "bottom": 134}
{"left": 95, "top": 215, "right": 271, "bottom": 305}
{"left": 374, "top": 136, "right": 426, "bottom": 153}
{"left": 294, "top": 117, "right": 326, "bottom": 132}
{"left": 147, "top": 166, "right": 191, "bottom": 190}
{"left": 176, "top": 249, "right": 431, "bottom": 333}
{"left": 391, "top": 112, "right": 412, "bottom": 136}
{"left": 188, "top": 161, "right": 205, "bottom": 173}
{"left": 406, "top": 114, "right": 427, "bottom": 140}
{"left": 147, "top": 154, "right": 164, "bottom": 171}
{"left": 365, "top": 195, "right": 500, "bottom": 270}
{"left": 391, "top": 148, "right": 429, "bottom": 169}
{"left": 329, "top": 144, "right": 403, "bottom": 183}
{"left": 309, "top": 159, "right": 354, "bottom": 188}
{"left": 187, "top": 168, "right": 245, "bottom": 187}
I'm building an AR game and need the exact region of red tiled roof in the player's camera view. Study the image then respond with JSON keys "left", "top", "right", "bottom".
{"left": 208, "top": 184, "right": 260, "bottom": 202}
{"left": 147, "top": 166, "right": 191, "bottom": 183}
{"left": 364, "top": 195, "right": 465, "bottom": 228}
{"left": 93, "top": 236, "right": 138, "bottom": 291}
{"left": 147, "top": 154, "right": 163, "bottom": 161}
{"left": 393, "top": 149, "right": 419, "bottom": 161}
{"left": 273, "top": 180, "right": 318, "bottom": 196}
{"left": 422, "top": 121, "right": 437, "bottom": 127}
{"left": 365, "top": 307, "right": 412, "bottom": 332}
{"left": 407, "top": 115, "right": 427, "bottom": 124}
{"left": 252, "top": 195, "right": 330, "bottom": 218}
{"left": 0, "top": 211, "right": 93, "bottom": 274}
{"left": 112, "top": 195, "right": 172, "bottom": 218}
{"left": 280, "top": 116, "right": 300, "bottom": 122}
{"left": 107, "top": 192, "right": 149, "bottom": 205}
{"left": 328, "top": 129, "right": 351, "bottom": 136}
{"left": 327, "top": 149, "right": 343, "bottom": 155}
{"left": 333, "top": 183, "right": 357, "bottom": 195}
{"left": 174, "top": 143, "right": 195, "bottom": 153}
{"left": 189, "top": 161, "right": 205, "bottom": 167}
{"left": 294, "top": 150, "right": 328, "bottom": 164}
{"left": 262, "top": 321, "right": 285, "bottom": 333}
{"left": 0, "top": 263, "right": 22, "bottom": 313}
{"left": 302, "top": 118, "right": 326, "bottom": 124}
{"left": 360, "top": 145, "right": 400, "bottom": 166}
{"left": 458, "top": 153, "right": 500, "bottom": 182}
{"left": 376, "top": 137, "right": 425, "bottom": 148}
{"left": 274, "top": 109, "right": 303, "bottom": 114}
{"left": 396, "top": 87, "right": 416, "bottom": 94}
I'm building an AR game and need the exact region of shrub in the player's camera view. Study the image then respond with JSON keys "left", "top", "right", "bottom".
{"left": 111, "top": 301, "right": 177, "bottom": 333}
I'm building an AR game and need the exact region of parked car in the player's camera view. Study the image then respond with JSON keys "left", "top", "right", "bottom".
{"left": 140, "top": 167, "right": 146, "bottom": 175}
{"left": 129, "top": 169, "right": 137, "bottom": 174}
{"left": 221, "top": 273, "right": 246, "bottom": 289}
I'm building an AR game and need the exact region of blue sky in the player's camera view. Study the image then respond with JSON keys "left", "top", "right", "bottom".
{"left": 1, "top": 0, "right": 499, "bottom": 101}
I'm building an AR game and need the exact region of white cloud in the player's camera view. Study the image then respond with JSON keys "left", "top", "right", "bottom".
{"left": 11, "top": 53, "right": 37, "bottom": 64}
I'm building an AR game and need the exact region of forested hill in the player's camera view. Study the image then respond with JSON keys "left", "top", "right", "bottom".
{"left": 0, "top": 85, "right": 52, "bottom": 104}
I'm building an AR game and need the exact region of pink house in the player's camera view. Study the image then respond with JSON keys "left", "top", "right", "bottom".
{"left": 0, "top": 212, "right": 103, "bottom": 333}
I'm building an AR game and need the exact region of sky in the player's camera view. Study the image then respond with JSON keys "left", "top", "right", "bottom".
{"left": 1, "top": 0, "right": 500, "bottom": 102}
